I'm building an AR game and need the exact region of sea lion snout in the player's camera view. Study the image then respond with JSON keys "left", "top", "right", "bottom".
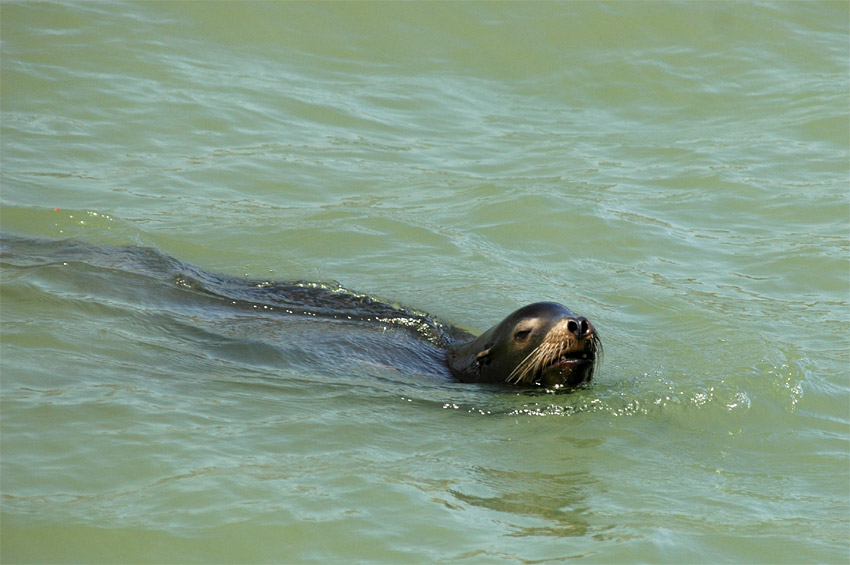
{"left": 564, "top": 315, "right": 591, "bottom": 338}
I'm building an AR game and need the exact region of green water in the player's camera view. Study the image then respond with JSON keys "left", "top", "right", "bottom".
{"left": 1, "top": 1, "right": 848, "bottom": 563}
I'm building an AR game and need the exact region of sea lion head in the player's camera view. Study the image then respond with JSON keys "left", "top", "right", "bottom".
{"left": 447, "top": 302, "right": 601, "bottom": 390}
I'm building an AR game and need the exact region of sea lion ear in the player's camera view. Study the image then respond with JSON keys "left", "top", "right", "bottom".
{"left": 475, "top": 348, "right": 492, "bottom": 366}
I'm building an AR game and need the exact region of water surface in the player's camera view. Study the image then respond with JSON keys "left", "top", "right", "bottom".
{"left": 1, "top": 2, "right": 848, "bottom": 563}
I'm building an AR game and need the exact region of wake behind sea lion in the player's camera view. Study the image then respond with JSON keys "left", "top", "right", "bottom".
{"left": 1, "top": 235, "right": 602, "bottom": 390}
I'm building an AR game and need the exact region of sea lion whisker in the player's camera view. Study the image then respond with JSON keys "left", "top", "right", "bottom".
{"left": 507, "top": 344, "right": 546, "bottom": 384}
{"left": 506, "top": 347, "right": 539, "bottom": 384}
{"left": 508, "top": 340, "right": 557, "bottom": 384}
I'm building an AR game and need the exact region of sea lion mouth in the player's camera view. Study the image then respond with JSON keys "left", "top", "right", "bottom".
{"left": 542, "top": 351, "right": 594, "bottom": 372}
{"left": 533, "top": 350, "right": 595, "bottom": 386}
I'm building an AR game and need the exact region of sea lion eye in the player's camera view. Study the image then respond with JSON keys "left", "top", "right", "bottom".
{"left": 514, "top": 330, "right": 531, "bottom": 341}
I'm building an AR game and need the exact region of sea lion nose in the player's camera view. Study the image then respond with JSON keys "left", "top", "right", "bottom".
{"left": 565, "top": 316, "right": 590, "bottom": 337}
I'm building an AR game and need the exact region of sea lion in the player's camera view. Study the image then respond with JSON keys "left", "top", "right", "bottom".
{"left": 1, "top": 235, "right": 601, "bottom": 390}
{"left": 446, "top": 302, "right": 601, "bottom": 389}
